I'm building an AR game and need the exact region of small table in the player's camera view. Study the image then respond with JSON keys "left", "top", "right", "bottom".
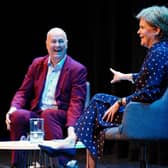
{"left": 0, "top": 140, "right": 85, "bottom": 168}
{"left": 0, "top": 140, "right": 85, "bottom": 150}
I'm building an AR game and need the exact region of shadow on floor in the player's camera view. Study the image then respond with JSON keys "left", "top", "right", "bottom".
{"left": 0, "top": 149, "right": 168, "bottom": 168}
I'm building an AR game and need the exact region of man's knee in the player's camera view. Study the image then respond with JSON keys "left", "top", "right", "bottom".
{"left": 10, "top": 109, "right": 29, "bottom": 125}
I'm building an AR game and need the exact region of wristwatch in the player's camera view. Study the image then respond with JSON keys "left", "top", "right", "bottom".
{"left": 117, "top": 98, "right": 123, "bottom": 106}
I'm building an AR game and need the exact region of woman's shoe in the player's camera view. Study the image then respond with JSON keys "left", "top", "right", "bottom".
{"left": 39, "top": 144, "right": 76, "bottom": 157}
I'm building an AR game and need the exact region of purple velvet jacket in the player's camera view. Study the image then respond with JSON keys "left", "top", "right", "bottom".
{"left": 10, "top": 55, "right": 87, "bottom": 126}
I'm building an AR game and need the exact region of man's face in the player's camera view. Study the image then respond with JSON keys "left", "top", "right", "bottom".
{"left": 46, "top": 31, "right": 68, "bottom": 62}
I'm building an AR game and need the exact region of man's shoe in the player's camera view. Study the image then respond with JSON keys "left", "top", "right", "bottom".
{"left": 11, "top": 164, "right": 17, "bottom": 168}
{"left": 29, "top": 161, "right": 41, "bottom": 168}
{"left": 65, "top": 160, "right": 79, "bottom": 168}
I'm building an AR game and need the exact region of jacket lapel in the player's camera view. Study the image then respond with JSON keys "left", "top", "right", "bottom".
{"left": 37, "top": 57, "right": 48, "bottom": 98}
{"left": 55, "top": 56, "right": 70, "bottom": 97}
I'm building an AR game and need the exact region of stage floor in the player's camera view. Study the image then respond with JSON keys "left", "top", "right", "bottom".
{"left": 0, "top": 149, "right": 168, "bottom": 168}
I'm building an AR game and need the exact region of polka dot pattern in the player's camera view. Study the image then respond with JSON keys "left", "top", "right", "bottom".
{"left": 127, "top": 40, "right": 168, "bottom": 103}
{"left": 75, "top": 40, "right": 168, "bottom": 160}
{"left": 75, "top": 94, "right": 123, "bottom": 158}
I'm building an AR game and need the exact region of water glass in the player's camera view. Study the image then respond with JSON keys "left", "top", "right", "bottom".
{"left": 29, "top": 118, "right": 44, "bottom": 143}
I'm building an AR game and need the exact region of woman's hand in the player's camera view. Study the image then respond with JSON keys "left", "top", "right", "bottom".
{"left": 109, "top": 68, "right": 125, "bottom": 84}
{"left": 102, "top": 101, "right": 120, "bottom": 122}
{"left": 110, "top": 67, "right": 134, "bottom": 84}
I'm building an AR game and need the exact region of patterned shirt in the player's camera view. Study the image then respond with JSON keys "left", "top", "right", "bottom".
{"left": 126, "top": 40, "right": 168, "bottom": 103}
{"left": 75, "top": 40, "right": 168, "bottom": 159}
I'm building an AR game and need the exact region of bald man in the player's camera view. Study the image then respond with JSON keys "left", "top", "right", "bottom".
{"left": 5, "top": 27, "right": 87, "bottom": 167}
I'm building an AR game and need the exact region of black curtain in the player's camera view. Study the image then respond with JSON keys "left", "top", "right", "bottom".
{"left": 0, "top": 1, "right": 168, "bottom": 164}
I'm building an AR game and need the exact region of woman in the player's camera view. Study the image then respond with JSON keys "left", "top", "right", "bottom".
{"left": 39, "top": 5, "right": 168, "bottom": 168}
{"left": 75, "top": 4, "right": 168, "bottom": 166}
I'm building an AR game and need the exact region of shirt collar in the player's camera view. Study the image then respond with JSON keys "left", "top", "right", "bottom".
{"left": 48, "top": 55, "right": 67, "bottom": 70}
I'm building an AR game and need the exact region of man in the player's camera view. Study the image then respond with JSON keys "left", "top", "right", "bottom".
{"left": 5, "top": 27, "right": 87, "bottom": 167}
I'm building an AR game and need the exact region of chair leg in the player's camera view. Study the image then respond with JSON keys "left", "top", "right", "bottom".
{"left": 86, "top": 149, "right": 96, "bottom": 168}
{"left": 139, "top": 143, "right": 150, "bottom": 168}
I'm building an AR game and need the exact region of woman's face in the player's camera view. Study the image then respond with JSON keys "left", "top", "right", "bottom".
{"left": 137, "top": 18, "right": 160, "bottom": 48}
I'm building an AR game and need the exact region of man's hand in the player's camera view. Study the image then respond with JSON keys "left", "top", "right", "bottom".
{"left": 5, "top": 107, "right": 17, "bottom": 130}
{"left": 6, "top": 113, "right": 11, "bottom": 130}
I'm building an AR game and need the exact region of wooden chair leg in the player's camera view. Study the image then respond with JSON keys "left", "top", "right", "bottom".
{"left": 86, "top": 149, "right": 96, "bottom": 168}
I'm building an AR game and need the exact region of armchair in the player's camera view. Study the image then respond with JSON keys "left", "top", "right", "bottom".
{"left": 121, "top": 87, "right": 168, "bottom": 140}
{"left": 87, "top": 87, "right": 168, "bottom": 168}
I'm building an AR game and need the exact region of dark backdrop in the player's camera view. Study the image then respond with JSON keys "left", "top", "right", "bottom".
{"left": 0, "top": 0, "right": 167, "bottom": 140}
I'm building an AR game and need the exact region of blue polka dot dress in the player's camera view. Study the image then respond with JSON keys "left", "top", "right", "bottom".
{"left": 75, "top": 40, "right": 168, "bottom": 159}
{"left": 127, "top": 40, "right": 168, "bottom": 103}
{"left": 75, "top": 94, "right": 124, "bottom": 158}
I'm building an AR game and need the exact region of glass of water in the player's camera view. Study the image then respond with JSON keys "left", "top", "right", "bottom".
{"left": 29, "top": 118, "right": 44, "bottom": 143}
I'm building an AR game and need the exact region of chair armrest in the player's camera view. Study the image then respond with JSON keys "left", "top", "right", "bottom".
{"left": 121, "top": 99, "right": 168, "bottom": 140}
